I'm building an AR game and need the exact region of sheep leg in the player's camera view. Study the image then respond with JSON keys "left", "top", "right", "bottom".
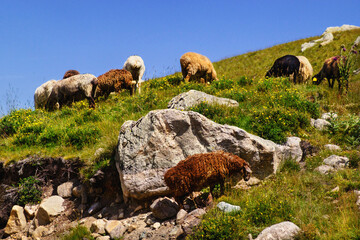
{"left": 87, "top": 97, "right": 96, "bottom": 109}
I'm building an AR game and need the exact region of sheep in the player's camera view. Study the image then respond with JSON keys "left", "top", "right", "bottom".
{"left": 312, "top": 56, "right": 341, "bottom": 89}
{"left": 164, "top": 151, "right": 252, "bottom": 205}
{"left": 34, "top": 80, "right": 58, "bottom": 109}
{"left": 46, "top": 73, "right": 98, "bottom": 110}
{"left": 296, "top": 56, "right": 313, "bottom": 83}
{"left": 63, "top": 70, "right": 80, "bottom": 79}
{"left": 265, "top": 55, "right": 300, "bottom": 83}
{"left": 96, "top": 69, "right": 136, "bottom": 98}
{"left": 123, "top": 55, "right": 145, "bottom": 94}
{"left": 180, "top": 52, "right": 218, "bottom": 84}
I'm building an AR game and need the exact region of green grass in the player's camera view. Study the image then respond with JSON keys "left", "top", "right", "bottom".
{"left": 61, "top": 225, "right": 94, "bottom": 240}
{"left": 1, "top": 28, "right": 360, "bottom": 239}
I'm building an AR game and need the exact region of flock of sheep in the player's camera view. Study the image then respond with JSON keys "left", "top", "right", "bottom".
{"left": 33, "top": 51, "right": 343, "bottom": 205}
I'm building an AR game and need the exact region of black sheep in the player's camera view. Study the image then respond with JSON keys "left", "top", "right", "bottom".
{"left": 265, "top": 55, "right": 301, "bottom": 83}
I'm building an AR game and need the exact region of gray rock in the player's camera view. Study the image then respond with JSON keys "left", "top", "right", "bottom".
{"left": 324, "top": 144, "right": 341, "bottom": 151}
{"left": 354, "top": 36, "right": 360, "bottom": 46}
{"left": 4, "top": 205, "right": 27, "bottom": 235}
{"left": 91, "top": 219, "right": 107, "bottom": 234}
{"left": 35, "top": 196, "right": 65, "bottom": 226}
{"left": 72, "top": 185, "right": 83, "bottom": 198}
{"left": 169, "top": 225, "right": 184, "bottom": 240}
{"left": 32, "top": 226, "right": 48, "bottom": 239}
{"left": 105, "top": 220, "right": 125, "bottom": 239}
{"left": 57, "top": 181, "right": 74, "bottom": 198}
{"left": 217, "top": 201, "right": 241, "bottom": 213}
{"left": 321, "top": 112, "right": 337, "bottom": 120}
{"left": 315, "top": 165, "right": 335, "bottom": 175}
{"left": 116, "top": 109, "right": 292, "bottom": 200}
{"left": 152, "top": 222, "right": 161, "bottom": 230}
{"left": 167, "top": 90, "right": 239, "bottom": 110}
{"left": 176, "top": 209, "right": 188, "bottom": 225}
{"left": 181, "top": 208, "right": 206, "bottom": 235}
{"left": 255, "top": 221, "right": 301, "bottom": 240}
{"left": 323, "top": 155, "right": 349, "bottom": 169}
{"left": 284, "top": 137, "right": 303, "bottom": 162}
{"left": 311, "top": 119, "right": 331, "bottom": 130}
{"left": 150, "top": 197, "right": 180, "bottom": 220}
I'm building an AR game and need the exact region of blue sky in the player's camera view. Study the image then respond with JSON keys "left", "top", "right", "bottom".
{"left": 0, "top": 0, "right": 359, "bottom": 115}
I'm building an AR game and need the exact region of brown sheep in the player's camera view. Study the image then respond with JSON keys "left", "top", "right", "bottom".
{"left": 164, "top": 151, "right": 252, "bottom": 205}
{"left": 96, "top": 69, "right": 135, "bottom": 98}
{"left": 180, "top": 52, "right": 218, "bottom": 83}
{"left": 313, "top": 56, "right": 341, "bottom": 88}
{"left": 63, "top": 70, "right": 80, "bottom": 79}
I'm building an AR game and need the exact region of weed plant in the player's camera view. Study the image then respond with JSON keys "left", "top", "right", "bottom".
{"left": 16, "top": 176, "right": 42, "bottom": 206}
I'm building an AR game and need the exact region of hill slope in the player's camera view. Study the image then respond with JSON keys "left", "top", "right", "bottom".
{"left": 1, "top": 29, "right": 360, "bottom": 239}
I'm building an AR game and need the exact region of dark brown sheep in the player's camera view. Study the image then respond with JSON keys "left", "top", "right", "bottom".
{"left": 164, "top": 151, "right": 252, "bottom": 205}
{"left": 96, "top": 69, "right": 135, "bottom": 98}
{"left": 63, "top": 70, "right": 80, "bottom": 79}
{"left": 313, "top": 56, "right": 341, "bottom": 89}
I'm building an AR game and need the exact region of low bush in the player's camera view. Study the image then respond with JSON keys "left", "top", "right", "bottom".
{"left": 61, "top": 225, "right": 94, "bottom": 240}
{"left": 17, "top": 176, "right": 42, "bottom": 206}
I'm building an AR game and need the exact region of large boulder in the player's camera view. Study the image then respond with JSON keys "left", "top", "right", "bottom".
{"left": 150, "top": 197, "right": 180, "bottom": 220}
{"left": 167, "top": 90, "right": 239, "bottom": 110}
{"left": 115, "top": 109, "right": 295, "bottom": 201}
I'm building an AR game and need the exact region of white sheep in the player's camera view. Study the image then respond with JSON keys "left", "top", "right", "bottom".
{"left": 296, "top": 56, "right": 313, "bottom": 83}
{"left": 123, "top": 55, "right": 145, "bottom": 94}
{"left": 180, "top": 52, "right": 218, "bottom": 83}
{"left": 46, "top": 73, "right": 98, "bottom": 110}
{"left": 34, "top": 80, "right": 58, "bottom": 109}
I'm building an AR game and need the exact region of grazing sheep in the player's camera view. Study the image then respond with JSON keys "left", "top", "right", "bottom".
{"left": 313, "top": 56, "right": 341, "bottom": 88}
{"left": 164, "top": 151, "right": 252, "bottom": 205}
{"left": 296, "top": 56, "right": 313, "bottom": 83}
{"left": 265, "top": 55, "right": 300, "bottom": 83}
{"left": 96, "top": 69, "right": 135, "bottom": 98}
{"left": 180, "top": 52, "right": 218, "bottom": 83}
{"left": 123, "top": 55, "right": 145, "bottom": 94}
{"left": 46, "top": 73, "right": 98, "bottom": 110}
{"left": 63, "top": 70, "right": 80, "bottom": 79}
{"left": 34, "top": 80, "right": 57, "bottom": 109}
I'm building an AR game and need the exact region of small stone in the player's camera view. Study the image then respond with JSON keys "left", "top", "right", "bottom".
{"left": 323, "top": 155, "right": 349, "bottom": 169}
{"left": 72, "top": 185, "right": 83, "bottom": 198}
{"left": 24, "top": 204, "right": 38, "bottom": 220}
{"left": 169, "top": 225, "right": 184, "bottom": 240}
{"left": 95, "top": 148, "right": 105, "bottom": 157}
{"left": 4, "top": 205, "right": 27, "bottom": 235}
{"left": 324, "top": 144, "right": 341, "bottom": 151}
{"left": 321, "top": 113, "right": 338, "bottom": 120}
{"left": 91, "top": 219, "right": 107, "bottom": 234}
{"left": 176, "top": 209, "right": 188, "bottom": 225}
{"left": 105, "top": 220, "right": 125, "bottom": 239}
{"left": 217, "top": 201, "right": 241, "bottom": 213}
{"left": 315, "top": 165, "right": 335, "bottom": 175}
{"left": 152, "top": 222, "right": 161, "bottom": 230}
{"left": 96, "top": 236, "right": 110, "bottom": 240}
{"left": 127, "top": 224, "right": 137, "bottom": 233}
{"left": 255, "top": 221, "right": 301, "bottom": 240}
{"left": 150, "top": 197, "right": 180, "bottom": 220}
{"left": 32, "top": 226, "right": 48, "bottom": 238}
{"left": 35, "top": 196, "right": 65, "bottom": 226}
{"left": 57, "top": 181, "right": 74, "bottom": 198}
{"left": 331, "top": 186, "right": 340, "bottom": 193}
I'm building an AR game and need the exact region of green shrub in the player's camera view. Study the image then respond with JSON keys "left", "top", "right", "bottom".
{"left": 0, "top": 109, "right": 34, "bottom": 136}
{"left": 17, "top": 176, "right": 42, "bottom": 206}
{"left": 328, "top": 114, "right": 360, "bottom": 147}
{"left": 61, "top": 225, "right": 95, "bottom": 240}
{"left": 243, "top": 192, "right": 293, "bottom": 225}
{"left": 65, "top": 126, "right": 101, "bottom": 149}
{"left": 250, "top": 108, "right": 309, "bottom": 144}
{"left": 39, "top": 127, "right": 64, "bottom": 147}
{"left": 189, "top": 211, "right": 246, "bottom": 240}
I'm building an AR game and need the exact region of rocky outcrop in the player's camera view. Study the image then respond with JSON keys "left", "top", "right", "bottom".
{"left": 167, "top": 90, "right": 239, "bottom": 110}
{"left": 115, "top": 109, "right": 298, "bottom": 201}
{"left": 253, "top": 221, "right": 301, "bottom": 240}
{"left": 301, "top": 25, "right": 360, "bottom": 52}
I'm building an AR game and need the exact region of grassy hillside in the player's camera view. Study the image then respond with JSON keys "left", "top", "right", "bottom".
{"left": 1, "top": 28, "right": 360, "bottom": 238}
